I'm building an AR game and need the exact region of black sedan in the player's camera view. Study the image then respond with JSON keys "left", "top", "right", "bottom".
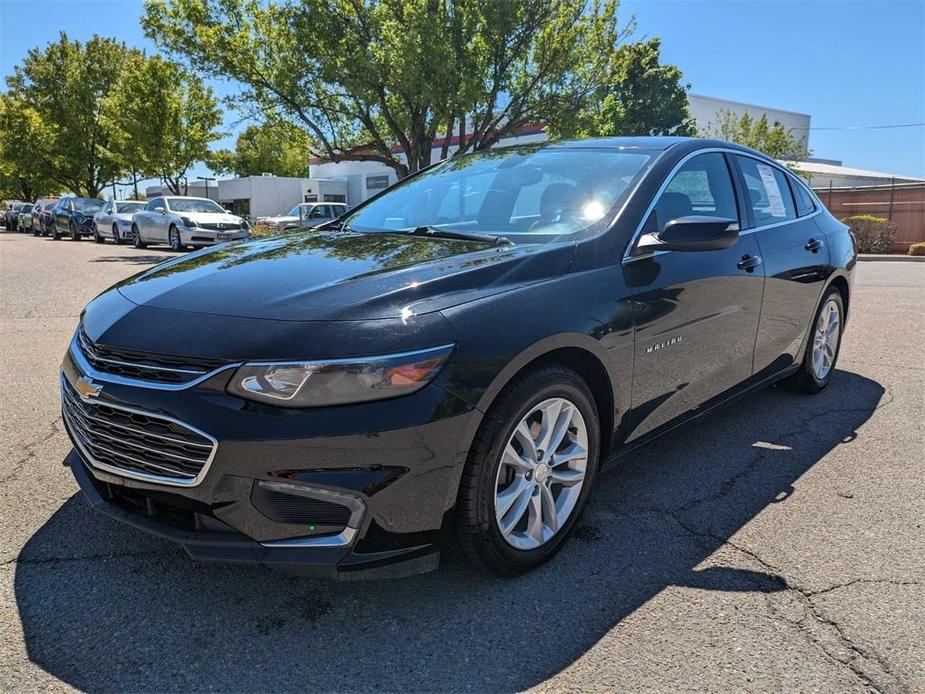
{"left": 51, "top": 196, "right": 104, "bottom": 240}
{"left": 61, "top": 137, "right": 855, "bottom": 578}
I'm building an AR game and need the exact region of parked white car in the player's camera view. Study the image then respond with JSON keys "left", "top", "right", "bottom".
{"left": 93, "top": 200, "right": 146, "bottom": 244}
{"left": 131, "top": 196, "right": 250, "bottom": 251}
{"left": 257, "top": 202, "right": 347, "bottom": 231}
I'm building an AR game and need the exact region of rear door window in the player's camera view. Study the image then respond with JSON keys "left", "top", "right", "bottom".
{"left": 736, "top": 156, "right": 797, "bottom": 225}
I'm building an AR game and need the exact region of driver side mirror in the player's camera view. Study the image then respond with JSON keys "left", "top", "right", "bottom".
{"left": 636, "top": 216, "right": 739, "bottom": 253}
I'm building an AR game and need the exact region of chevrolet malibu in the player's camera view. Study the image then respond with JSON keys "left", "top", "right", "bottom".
{"left": 131, "top": 196, "right": 250, "bottom": 251}
{"left": 62, "top": 137, "right": 855, "bottom": 579}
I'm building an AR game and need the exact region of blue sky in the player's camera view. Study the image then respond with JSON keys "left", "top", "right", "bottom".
{"left": 1, "top": 0, "right": 923, "bottom": 180}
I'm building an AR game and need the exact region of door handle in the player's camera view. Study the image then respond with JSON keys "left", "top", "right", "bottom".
{"left": 805, "top": 238, "right": 824, "bottom": 252}
{"left": 737, "top": 254, "right": 762, "bottom": 272}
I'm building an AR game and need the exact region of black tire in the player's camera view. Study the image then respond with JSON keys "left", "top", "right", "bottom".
{"left": 454, "top": 364, "right": 600, "bottom": 576}
{"left": 69, "top": 222, "right": 80, "bottom": 241}
{"left": 32, "top": 224, "right": 41, "bottom": 237}
{"left": 93, "top": 225, "right": 105, "bottom": 243}
{"left": 132, "top": 225, "right": 146, "bottom": 249}
{"left": 51, "top": 224, "right": 60, "bottom": 240}
{"left": 113, "top": 224, "right": 123, "bottom": 245}
{"left": 169, "top": 225, "right": 184, "bottom": 252}
{"left": 780, "top": 286, "right": 845, "bottom": 394}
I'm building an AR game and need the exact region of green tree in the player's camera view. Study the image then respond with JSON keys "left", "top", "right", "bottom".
{"left": 0, "top": 96, "right": 60, "bottom": 200}
{"left": 703, "top": 109, "right": 809, "bottom": 160}
{"left": 210, "top": 120, "right": 312, "bottom": 178}
{"left": 107, "top": 55, "right": 222, "bottom": 194}
{"left": 551, "top": 38, "right": 694, "bottom": 139}
{"left": 3, "top": 34, "right": 138, "bottom": 197}
{"left": 142, "top": 0, "right": 626, "bottom": 179}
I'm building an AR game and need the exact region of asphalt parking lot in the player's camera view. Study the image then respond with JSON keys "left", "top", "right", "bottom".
{"left": 0, "top": 229, "right": 923, "bottom": 692}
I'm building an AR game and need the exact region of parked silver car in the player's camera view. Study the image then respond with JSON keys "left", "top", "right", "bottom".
{"left": 257, "top": 202, "right": 348, "bottom": 231}
{"left": 93, "top": 200, "right": 146, "bottom": 244}
{"left": 131, "top": 196, "right": 250, "bottom": 251}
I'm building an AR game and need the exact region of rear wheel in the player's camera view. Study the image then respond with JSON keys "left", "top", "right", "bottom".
{"left": 781, "top": 286, "right": 845, "bottom": 394}
{"left": 132, "top": 225, "right": 146, "bottom": 249}
{"left": 454, "top": 365, "right": 600, "bottom": 575}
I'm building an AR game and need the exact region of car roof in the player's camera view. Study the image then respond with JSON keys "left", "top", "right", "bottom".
{"left": 531, "top": 136, "right": 777, "bottom": 162}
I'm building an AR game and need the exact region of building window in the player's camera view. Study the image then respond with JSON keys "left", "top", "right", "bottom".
{"left": 366, "top": 175, "right": 390, "bottom": 190}
{"left": 323, "top": 194, "right": 346, "bottom": 203}
{"left": 304, "top": 194, "right": 318, "bottom": 202}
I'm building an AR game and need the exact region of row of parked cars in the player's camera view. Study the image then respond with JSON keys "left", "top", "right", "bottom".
{"left": 4, "top": 197, "right": 353, "bottom": 250}
{"left": 3, "top": 196, "right": 253, "bottom": 251}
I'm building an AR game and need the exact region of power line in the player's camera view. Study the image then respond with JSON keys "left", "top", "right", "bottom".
{"left": 790, "top": 122, "right": 925, "bottom": 131}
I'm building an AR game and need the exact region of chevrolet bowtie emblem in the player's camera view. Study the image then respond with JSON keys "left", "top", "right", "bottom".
{"left": 75, "top": 376, "right": 102, "bottom": 398}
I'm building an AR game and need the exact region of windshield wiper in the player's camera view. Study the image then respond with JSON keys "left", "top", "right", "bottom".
{"left": 408, "top": 226, "right": 513, "bottom": 246}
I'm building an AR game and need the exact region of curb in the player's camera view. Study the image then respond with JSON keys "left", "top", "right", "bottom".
{"left": 858, "top": 254, "right": 925, "bottom": 263}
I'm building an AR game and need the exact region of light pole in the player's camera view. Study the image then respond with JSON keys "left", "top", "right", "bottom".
{"left": 197, "top": 176, "right": 217, "bottom": 201}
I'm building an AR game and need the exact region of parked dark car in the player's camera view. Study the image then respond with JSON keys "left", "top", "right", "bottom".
{"left": 33, "top": 197, "right": 60, "bottom": 236}
{"left": 4, "top": 201, "right": 29, "bottom": 231}
{"left": 61, "top": 137, "right": 855, "bottom": 579}
{"left": 51, "top": 196, "right": 104, "bottom": 240}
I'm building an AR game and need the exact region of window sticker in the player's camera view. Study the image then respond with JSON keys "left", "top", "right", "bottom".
{"left": 756, "top": 164, "right": 786, "bottom": 218}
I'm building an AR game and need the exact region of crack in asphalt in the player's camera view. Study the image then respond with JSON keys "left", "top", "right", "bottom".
{"left": 0, "top": 417, "right": 65, "bottom": 485}
{"left": 600, "top": 392, "right": 907, "bottom": 692}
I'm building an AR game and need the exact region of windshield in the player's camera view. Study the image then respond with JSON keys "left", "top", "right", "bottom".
{"left": 344, "top": 146, "right": 654, "bottom": 243}
{"left": 116, "top": 202, "right": 144, "bottom": 214}
{"left": 168, "top": 198, "right": 225, "bottom": 213}
{"left": 285, "top": 204, "right": 310, "bottom": 217}
{"left": 74, "top": 198, "right": 104, "bottom": 212}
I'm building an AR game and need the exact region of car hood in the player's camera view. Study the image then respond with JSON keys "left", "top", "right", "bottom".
{"left": 179, "top": 211, "right": 243, "bottom": 225}
{"left": 260, "top": 215, "right": 299, "bottom": 224}
{"left": 114, "top": 230, "right": 575, "bottom": 321}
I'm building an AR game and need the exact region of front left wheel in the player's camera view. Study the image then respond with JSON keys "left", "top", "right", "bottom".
{"left": 454, "top": 365, "right": 600, "bottom": 576}
{"left": 69, "top": 221, "right": 80, "bottom": 241}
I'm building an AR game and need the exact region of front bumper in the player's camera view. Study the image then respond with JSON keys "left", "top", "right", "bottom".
{"left": 60, "top": 339, "right": 480, "bottom": 579}
{"left": 179, "top": 226, "right": 250, "bottom": 246}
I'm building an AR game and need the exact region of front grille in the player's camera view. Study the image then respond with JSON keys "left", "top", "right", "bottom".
{"left": 77, "top": 329, "right": 226, "bottom": 384}
{"left": 197, "top": 222, "right": 242, "bottom": 231}
{"left": 62, "top": 377, "right": 216, "bottom": 484}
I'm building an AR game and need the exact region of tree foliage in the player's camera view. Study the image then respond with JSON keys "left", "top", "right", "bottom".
{"left": 107, "top": 55, "right": 222, "bottom": 194}
{"left": 3, "top": 34, "right": 137, "bottom": 197}
{"left": 142, "top": 0, "right": 627, "bottom": 178}
{"left": 550, "top": 38, "right": 693, "bottom": 139}
{"left": 1, "top": 33, "right": 221, "bottom": 199}
{"left": 210, "top": 120, "right": 312, "bottom": 178}
{"left": 0, "top": 96, "right": 60, "bottom": 200}
{"left": 703, "top": 109, "right": 809, "bottom": 160}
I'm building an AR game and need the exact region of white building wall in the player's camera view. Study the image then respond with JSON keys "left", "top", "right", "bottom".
{"left": 687, "top": 94, "right": 811, "bottom": 147}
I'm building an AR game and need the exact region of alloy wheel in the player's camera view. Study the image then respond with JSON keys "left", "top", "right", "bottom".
{"left": 812, "top": 298, "right": 840, "bottom": 380}
{"left": 493, "top": 397, "right": 589, "bottom": 551}
{"left": 170, "top": 227, "right": 182, "bottom": 251}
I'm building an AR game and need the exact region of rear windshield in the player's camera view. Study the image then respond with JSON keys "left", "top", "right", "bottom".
{"left": 345, "top": 146, "right": 655, "bottom": 244}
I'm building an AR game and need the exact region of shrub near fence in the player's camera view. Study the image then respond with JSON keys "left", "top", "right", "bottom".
{"left": 842, "top": 215, "right": 897, "bottom": 254}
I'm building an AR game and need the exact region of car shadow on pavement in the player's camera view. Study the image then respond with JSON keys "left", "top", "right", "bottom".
{"left": 89, "top": 254, "right": 172, "bottom": 265}
{"left": 15, "top": 370, "right": 884, "bottom": 692}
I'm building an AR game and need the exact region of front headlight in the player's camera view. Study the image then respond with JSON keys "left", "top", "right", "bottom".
{"left": 180, "top": 216, "right": 194, "bottom": 227}
{"left": 226, "top": 344, "right": 454, "bottom": 407}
